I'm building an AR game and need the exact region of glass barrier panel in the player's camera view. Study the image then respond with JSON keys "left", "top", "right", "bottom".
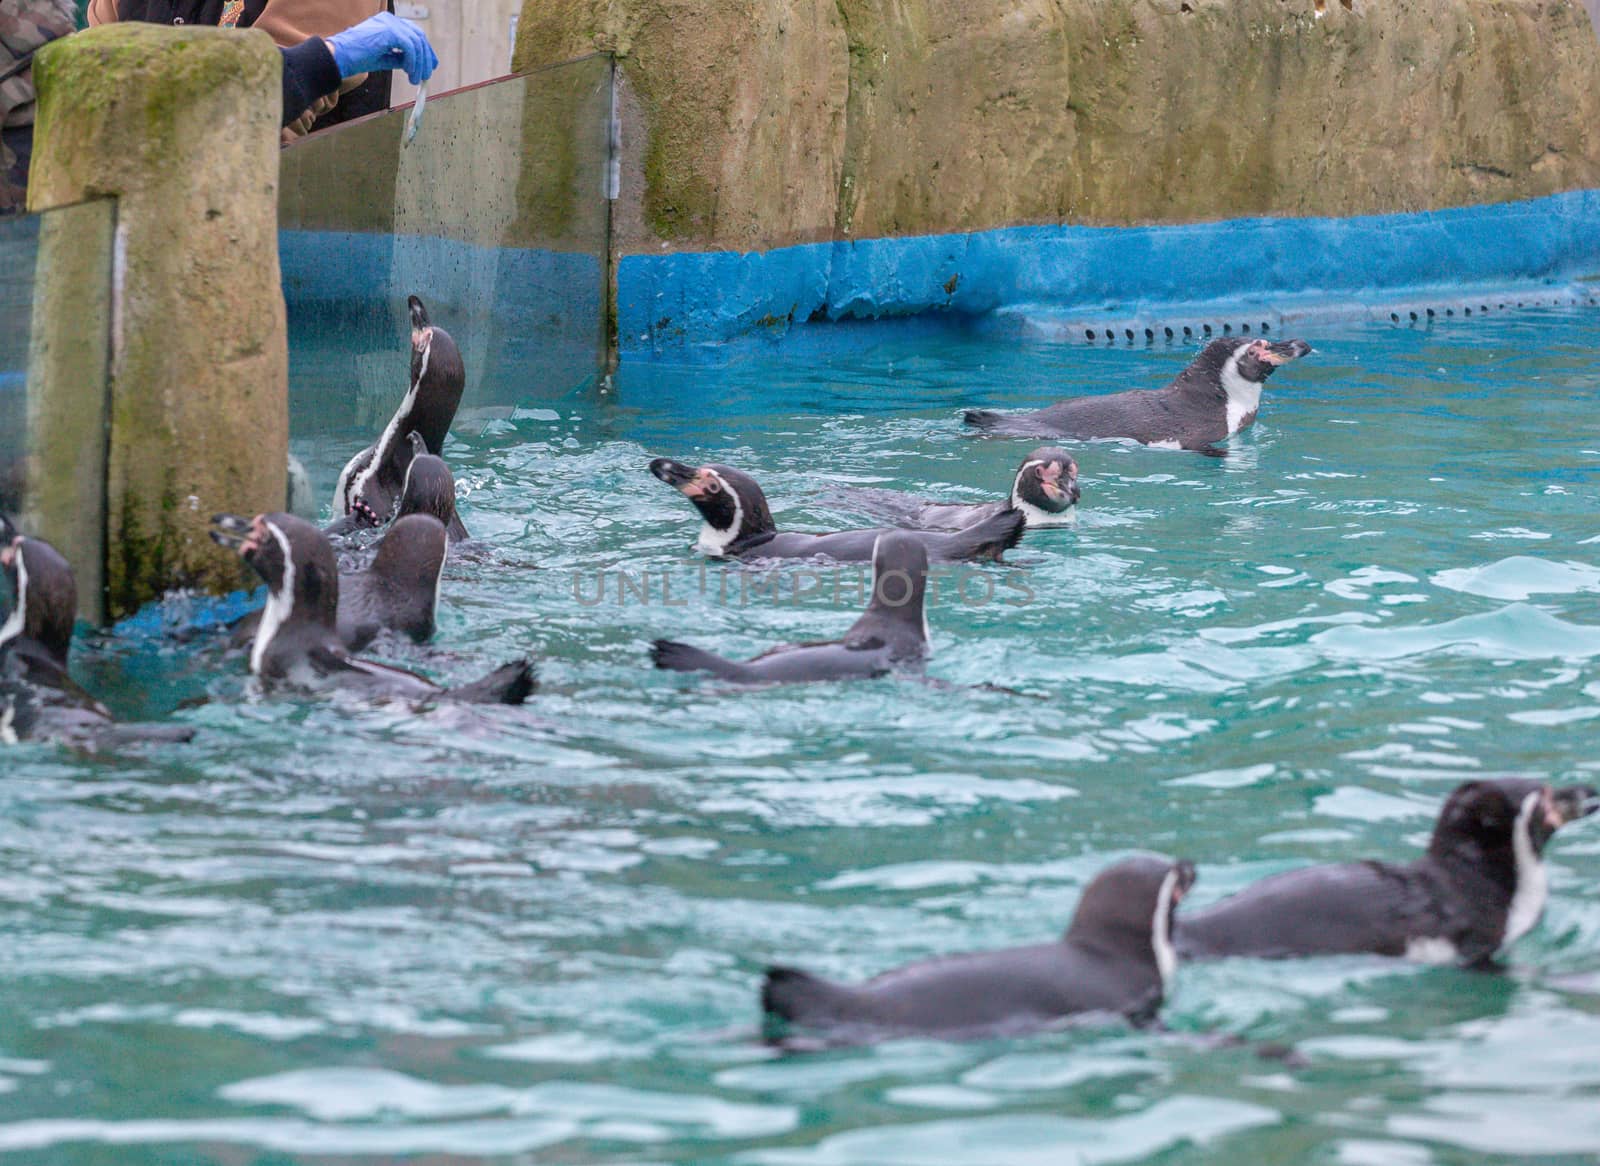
{"left": 278, "top": 54, "right": 613, "bottom": 502}
{"left": 0, "top": 211, "right": 40, "bottom": 516}
{"left": 3, "top": 198, "right": 117, "bottom": 621}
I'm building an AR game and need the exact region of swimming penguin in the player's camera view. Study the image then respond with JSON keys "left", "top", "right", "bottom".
{"left": 1174, "top": 778, "right": 1598, "bottom": 967}
{"left": 336, "top": 513, "right": 448, "bottom": 651}
{"left": 963, "top": 337, "right": 1313, "bottom": 455}
{"left": 210, "top": 512, "right": 533, "bottom": 705}
{"left": 649, "top": 458, "right": 1025, "bottom": 563}
{"left": 329, "top": 295, "right": 466, "bottom": 532}
{"left": 395, "top": 431, "right": 470, "bottom": 544}
{"left": 230, "top": 508, "right": 447, "bottom": 652}
{"left": 0, "top": 518, "right": 194, "bottom": 746}
{"left": 651, "top": 531, "right": 931, "bottom": 684}
{"left": 835, "top": 448, "right": 1080, "bottom": 531}
{"left": 762, "top": 855, "right": 1196, "bottom": 1043}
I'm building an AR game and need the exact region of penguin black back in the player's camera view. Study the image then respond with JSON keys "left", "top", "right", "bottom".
{"left": 650, "top": 456, "right": 1024, "bottom": 563}
{"left": 650, "top": 531, "right": 931, "bottom": 685}
{"left": 1175, "top": 778, "right": 1598, "bottom": 966}
{"left": 761, "top": 855, "right": 1196, "bottom": 1043}
{"left": 1, "top": 530, "right": 75, "bottom": 669}
{"left": 337, "top": 513, "right": 447, "bottom": 649}
{"left": 963, "top": 337, "right": 1312, "bottom": 453}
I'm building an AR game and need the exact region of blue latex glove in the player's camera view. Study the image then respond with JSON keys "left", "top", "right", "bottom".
{"left": 327, "top": 12, "right": 438, "bottom": 86}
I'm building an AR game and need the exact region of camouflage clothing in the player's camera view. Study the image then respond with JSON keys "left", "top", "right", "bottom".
{"left": 1, "top": 0, "right": 76, "bottom": 213}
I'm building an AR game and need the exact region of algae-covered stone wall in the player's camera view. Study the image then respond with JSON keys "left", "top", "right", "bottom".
{"left": 514, "top": 0, "right": 1600, "bottom": 253}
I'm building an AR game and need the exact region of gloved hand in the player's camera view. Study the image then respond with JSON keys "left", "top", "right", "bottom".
{"left": 327, "top": 12, "right": 438, "bottom": 86}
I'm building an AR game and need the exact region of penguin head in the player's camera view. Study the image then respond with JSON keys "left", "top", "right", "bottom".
{"left": 649, "top": 458, "right": 776, "bottom": 553}
{"left": 1223, "top": 336, "right": 1313, "bottom": 385}
{"left": 402, "top": 301, "right": 465, "bottom": 455}
{"left": 1432, "top": 778, "right": 1599, "bottom": 867}
{"left": 1065, "top": 854, "right": 1197, "bottom": 989}
{"left": 865, "top": 531, "right": 930, "bottom": 629}
{"left": 398, "top": 439, "right": 460, "bottom": 530}
{"left": 0, "top": 529, "right": 77, "bottom": 669}
{"left": 212, "top": 512, "right": 340, "bottom": 628}
{"left": 1188, "top": 336, "right": 1312, "bottom": 386}
{"left": 1012, "top": 448, "right": 1080, "bottom": 515}
{"left": 407, "top": 294, "right": 431, "bottom": 331}
{"left": 370, "top": 513, "right": 448, "bottom": 603}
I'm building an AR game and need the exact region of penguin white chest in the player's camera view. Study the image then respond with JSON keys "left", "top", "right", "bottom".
{"left": 1502, "top": 791, "right": 1548, "bottom": 949}
{"left": 1219, "top": 355, "right": 1263, "bottom": 435}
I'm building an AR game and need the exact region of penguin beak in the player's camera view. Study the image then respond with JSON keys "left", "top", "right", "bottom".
{"left": 649, "top": 458, "right": 705, "bottom": 494}
{"left": 1256, "top": 338, "right": 1313, "bottom": 365}
{"left": 1038, "top": 462, "right": 1081, "bottom": 507}
{"left": 209, "top": 513, "right": 257, "bottom": 554}
{"left": 0, "top": 536, "right": 18, "bottom": 570}
{"left": 1549, "top": 784, "right": 1600, "bottom": 828}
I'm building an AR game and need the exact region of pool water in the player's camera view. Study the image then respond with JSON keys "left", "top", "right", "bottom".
{"left": 5, "top": 307, "right": 1600, "bottom": 1163}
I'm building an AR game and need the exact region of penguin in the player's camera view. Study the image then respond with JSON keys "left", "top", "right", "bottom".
{"left": 336, "top": 513, "right": 448, "bottom": 651}
{"left": 649, "top": 458, "right": 1025, "bottom": 563}
{"left": 395, "top": 431, "right": 470, "bottom": 544}
{"left": 963, "top": 337, "right": 1313, "bottom": 455}
{"left": 229, "top": 507, "right": 447, "bottom": 652}
{"left": 329, "top": 295, "right": 466, "bottom": 533}
{"left": 0, "top": 518, "right": 194, "bottom": 746}
{"left": 761, "top": 855, "right": 1196, "bottom": 1043}
{"left": 651, "top": 530, "right": 931, "bottom": 684}
{"left": 210, "top": 512, "right": 533, "bottom": 705}
{"left": 834, "top": 448, "right": 1080, "bottom": 531}
{"left": 1174, "top": 778, "right": 1599, "bottom": 967}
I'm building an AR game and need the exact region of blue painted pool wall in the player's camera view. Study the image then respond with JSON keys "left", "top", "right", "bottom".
{"left": 617, "top": 189, "right": 1600, "bottom": 354}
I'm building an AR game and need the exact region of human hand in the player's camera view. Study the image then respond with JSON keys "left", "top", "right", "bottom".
{"left": 326, "top": 12, "right": 437, "bottom": 86}
{"left": 281, "top": 91, "right": 339, "bottom": 142}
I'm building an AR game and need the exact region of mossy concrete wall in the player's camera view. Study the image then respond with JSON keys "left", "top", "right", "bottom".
{"left": 28, "top": 24, "right": 287, "bottom": 618}
{"left": 513, "top": 0, "right": 1600, "bottom": 254}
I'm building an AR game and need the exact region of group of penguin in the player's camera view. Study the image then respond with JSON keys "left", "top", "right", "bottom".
{"left": 3, "top": 297, "right": 1595, "bottom": 1049}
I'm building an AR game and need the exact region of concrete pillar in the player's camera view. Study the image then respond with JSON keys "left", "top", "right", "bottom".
{"left": 27, "top": 24, "right": 287, "bottom": 619}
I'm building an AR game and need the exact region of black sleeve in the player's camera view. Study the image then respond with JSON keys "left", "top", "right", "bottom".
{"left": 279, "top": 38, "right": 342, "bottom": 128}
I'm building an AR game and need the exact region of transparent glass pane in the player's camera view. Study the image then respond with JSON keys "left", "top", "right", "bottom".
{"left": 0, "top": 212, "right": 40, "bottom": 515}
{"left": 279, "top": 55, "right": 614, "bottom": 502}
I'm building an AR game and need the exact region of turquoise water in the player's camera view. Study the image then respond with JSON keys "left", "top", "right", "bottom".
{"left": 6, "top": 308, "right": 1600, "bottom": 1163}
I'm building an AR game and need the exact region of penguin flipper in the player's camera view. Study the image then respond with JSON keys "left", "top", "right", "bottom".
{"left": 761, "top": 965, "right": 861, "bottom": 1028}
{"left": 932, "top": 506, "right": 1026, "bottom": 563}
{"left": 649, "top": 640, "right": 752, "bottom": 681}
{"left": 90, "top": 721, "right": 197, "bottom": 746}
{"left": 227, "top": 607, "right": 263, "bottom": 650}
{"left": 446, "top": 658, "right": 538, "bottom": 706}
